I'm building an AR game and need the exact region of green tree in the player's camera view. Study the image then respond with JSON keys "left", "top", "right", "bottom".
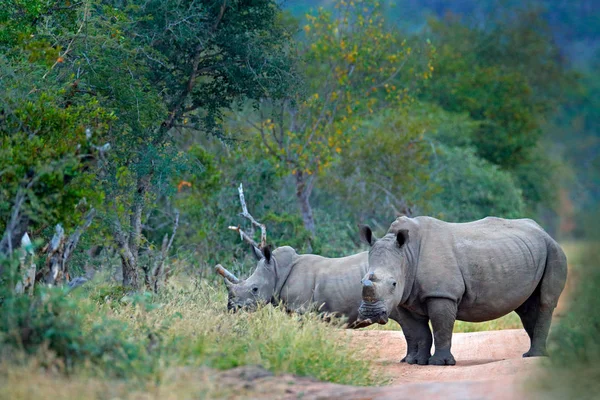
{"left": 249, "top": 0, "right": 433, "bottom": 235}
{"left": 420, "top": 8, "right": 574, "bottom": 211}
{"left": 427, "top": 145, "right": 525, "bottom": 221}
{"left": 3, "top": 0, "right": 295, "bottom": 289}
{"left": 0, "top": 42, "right": 111, "bottom": 258}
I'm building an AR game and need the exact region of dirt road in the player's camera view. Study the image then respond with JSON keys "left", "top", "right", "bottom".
{"left": 219, "top": 329, "right": 544, "bottom": 399}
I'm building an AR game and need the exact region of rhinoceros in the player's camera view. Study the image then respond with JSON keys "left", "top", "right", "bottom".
{"left": 217, "top": 245, "right": 401, "bottom": 328}
{"left": 357, "top": 216, "right": 567, "bottom": 365}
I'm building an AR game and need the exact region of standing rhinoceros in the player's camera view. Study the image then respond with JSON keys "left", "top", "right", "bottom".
{"left": 217, "top": 245, "right": 401, "bottom": 328}
{"left": 357, "top": 216, "right": 567, "bottom": 365}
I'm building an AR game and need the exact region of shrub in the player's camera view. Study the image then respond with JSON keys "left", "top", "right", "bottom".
{"left": 535, "top": 243, "right": 600, "bottom": 399}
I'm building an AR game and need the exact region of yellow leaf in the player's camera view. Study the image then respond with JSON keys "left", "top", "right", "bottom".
{"left": 335, "top": 147, "right": 341, "bottom": 153}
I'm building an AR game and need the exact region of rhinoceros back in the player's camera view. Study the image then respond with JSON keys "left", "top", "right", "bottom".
{"left": 410, "top": 216, "right": 557, "bottom": 322}
{"left": 279, "top": 252, "right": 369, "bottom": 324}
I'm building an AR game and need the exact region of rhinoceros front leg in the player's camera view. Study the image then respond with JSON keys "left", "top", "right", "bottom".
{"left": 427, "top": 298, "right": 457, "bottom": 366}
{"left": 393, "top": 307, "right": 432, "bottom": 365}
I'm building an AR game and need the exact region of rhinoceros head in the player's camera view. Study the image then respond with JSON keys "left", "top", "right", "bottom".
{"left": 218, "top": 246, "right": 278, "bottom": 312}
{"left": 356, "top": 224, "right": 410, "bottom": 324}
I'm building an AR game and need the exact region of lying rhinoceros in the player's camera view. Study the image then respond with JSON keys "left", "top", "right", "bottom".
{"left": 357, "top": 216, "right": 567, "bottom": 365}
{"left": 217, "top": 245, "right": 401, "bottom": 328}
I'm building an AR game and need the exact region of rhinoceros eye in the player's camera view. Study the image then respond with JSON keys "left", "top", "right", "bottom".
{"left": 392, "top": 281, "right": 397, "bottom": 288}
{"left": 252, "top": 287, "right": 258, "bottom": 293}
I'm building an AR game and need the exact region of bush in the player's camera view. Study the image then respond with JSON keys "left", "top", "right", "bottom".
{"left": 427, "top": 145, "right": 525, "bottom": 221}
{"left": 0, "top": 273, "right": 379, "bottom": 391}
{"left": 0, "top": 283, "right": 152, "bottom": 378}
{"left": 535, "top": 243, "right": 600, "bottom": 399}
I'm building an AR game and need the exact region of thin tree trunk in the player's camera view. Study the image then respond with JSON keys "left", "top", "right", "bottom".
{"left": 117, "top": 174, "right": 149, "bottom": 290}
{"left": 120, "top": 246, "right": 139, "bottom": 288}
{"left": 294, "top": 171, "right": 316, "bottom": 235}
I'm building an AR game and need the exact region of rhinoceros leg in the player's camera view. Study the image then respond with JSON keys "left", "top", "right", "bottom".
{"left": 516, "top": 294, "right": 551, "bottom": 357}
{"left": 393, "top": 307, "right": 432, "bottom": 365}
{"left": 517, "top": 241, "right": 567, "bottom": 358}
{"left": 427, "top": 298, "right": 457, "bottom": 366}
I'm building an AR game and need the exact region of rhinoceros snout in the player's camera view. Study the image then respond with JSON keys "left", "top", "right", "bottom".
{"left": 227, "top": 302, "right": 243, "bottom": 313}
{"left": 358, "top": 300, "right": 388, "bottom": 325}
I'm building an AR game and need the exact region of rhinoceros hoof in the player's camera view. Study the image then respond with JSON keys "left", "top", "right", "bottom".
{"left": 428, "top": 352, "right": 456, "bottom": 366}
{"left": 403, "top": 353, "right": 430, "bottom": 365}
{"left": 523, "top": 349, "right": 548, "bottom": 358}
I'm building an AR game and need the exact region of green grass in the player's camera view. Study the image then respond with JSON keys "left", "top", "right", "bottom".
{"left": 0, "top": 277, "right": 382, "bottom": 399}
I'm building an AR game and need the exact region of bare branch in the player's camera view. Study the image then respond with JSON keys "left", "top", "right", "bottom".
{"left": 42, "top": 2, "right": 89, "bottom": 79}
{"left": 0, "top": 178, "right": 37, "bottom": 256}
{"left": 213, "top": 0, "right": 228, "bottom": 32}
{"left": 62, "top": 208, "right": 96, "bottom": 271}
{"left": 14, "top": 233, "right": 36, "bottom": 295}
{"left": 45, "top": 224, "right": 66, "bottom": 285}
{"left": 236, "top": 183, "right": 266, "bottom": 247}
{"left": 228, "top": 225, "right": 259, "bottom": 248}
{"left": 150, "top": 209, "right": 179, "bottom": 292}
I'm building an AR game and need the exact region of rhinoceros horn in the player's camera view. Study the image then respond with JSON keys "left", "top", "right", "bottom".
{"left": 215, "top": 264, "right": 240, "bottom": 284}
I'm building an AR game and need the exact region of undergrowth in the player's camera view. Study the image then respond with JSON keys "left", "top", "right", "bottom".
{"left": 0, "top": 275, "right": 380, "bottom": 399}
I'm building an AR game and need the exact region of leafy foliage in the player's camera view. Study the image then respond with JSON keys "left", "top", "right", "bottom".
{"left": 535, "top": 242, "right": 600, "bottom": 399}
{"left": 427, "top": 145, "right": 524, "bottom": 221}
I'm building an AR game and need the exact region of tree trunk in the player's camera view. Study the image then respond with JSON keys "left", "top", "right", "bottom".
{"left": 117, "top": 174, "right": 149, "bottom": 290}
{"left": 120, "top": 246, "right": 139, "bottom": 288}
{"left": 294, "top": 171, "right": 316, "bottom": 235}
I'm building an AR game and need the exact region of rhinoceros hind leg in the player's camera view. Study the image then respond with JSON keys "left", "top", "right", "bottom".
{"left": 428, "top": 349, "right": 456, "bottom": 365}
{"left": 516, "top": 296, "right": 552, "bottom": 357}
{"left": 427, "top": 298, "right": 458, "bottom": 366}
{"left": 517, "top": 241, "right": 567, "bottom": 358}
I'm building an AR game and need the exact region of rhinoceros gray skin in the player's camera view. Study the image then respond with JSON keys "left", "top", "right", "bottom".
{"left": 223, "top": 245, "right": 401, "bottom": 328}
{"left": 357, "top": 216, "right": 567, "bottom": 366}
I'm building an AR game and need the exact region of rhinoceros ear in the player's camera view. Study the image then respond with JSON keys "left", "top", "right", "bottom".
{"left": 263, "top": 245, "right": 273, "bottom": 264}
{"left": 396, "top": 229, "right": 409, "bottom": 248}
{"left": 359, "top": 224, "right": 375, "bottom": 246}
{"left": 252, "top": 245, "right": 264, "bottom": 260}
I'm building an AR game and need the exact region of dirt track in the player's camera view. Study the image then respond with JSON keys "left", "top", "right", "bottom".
{"left": 296, "top": 329, "right": 541, "bottom": 399}
{"left": 223, "top": 277, "right": 575, "bottom": 399}
{"left": 349, "top": 329, "right": 538, "bottom": 386}
{"left": 218, "top": 329, "right": 544, "bottom": 399}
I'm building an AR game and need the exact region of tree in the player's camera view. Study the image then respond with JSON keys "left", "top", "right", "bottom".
{"left": 427, "top": 145, "right": 525, "bottom": 221}
{"left": 11, "top": 0, "right": 295, "bottom": 289}
{"left": 0, "top": 47, "right": 111, "bottom": 259}
{"left": 419, "top": 7, "right": 574, "bottom": 211}
{"left": 248, "top": 0, "right": 434, "bottom": 235}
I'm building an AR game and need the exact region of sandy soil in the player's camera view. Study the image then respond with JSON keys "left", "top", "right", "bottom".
{"left": 215, "top": 274, "right": 576, "bottom": 399}
{"left": 215, "top": 329, "right": 544, "bottom": 399}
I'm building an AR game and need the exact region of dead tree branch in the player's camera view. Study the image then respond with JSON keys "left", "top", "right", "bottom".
{"left": 14, "top": 233, "right": 36, "bottom": 295}
{"left": 227, "top": 225, "right": 259, "bottom": 248}
{"left": 148, "top": 209, "right": 179, "bottom": 292}
{"left": 63, "top": 208, "right": 96, "bottom": 270}
{"left": 235, "top": 183, "right": 266, "bottom": 247}
{"left": 44, "top": 224, "right": 65, "bottom": 285}
{"left": 44, "top": 208, "right": 96, "bottom": 286}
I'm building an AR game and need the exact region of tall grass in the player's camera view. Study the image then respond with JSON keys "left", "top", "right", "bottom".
{"left": 0, "top": 276, "right": 381, "bottom": 399}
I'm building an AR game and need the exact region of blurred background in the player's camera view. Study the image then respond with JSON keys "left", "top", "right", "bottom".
{"left": 1, "top": 0, "right": 597, "bottom": 280}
